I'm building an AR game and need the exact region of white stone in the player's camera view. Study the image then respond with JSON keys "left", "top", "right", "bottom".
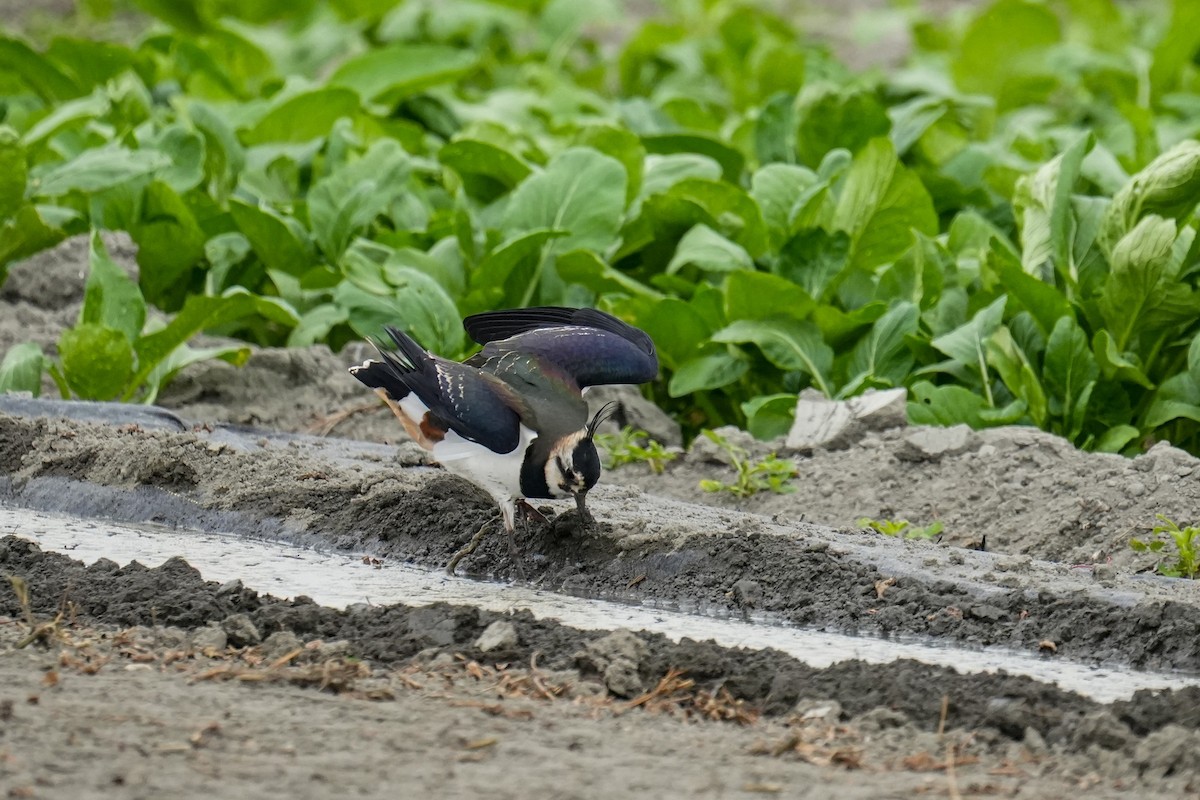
{"left": 846, "top": 388, "right": 908, "bottom": 431}
{"left": 785, "top": 391, "right": 855, "bottom": 449}
{"left": 474, "top": 620, "right": 519, "bottom": 653}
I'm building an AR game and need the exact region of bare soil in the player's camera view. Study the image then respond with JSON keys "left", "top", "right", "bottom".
{"left": 4, "top": 237, "right": 1200, "bottom": 799}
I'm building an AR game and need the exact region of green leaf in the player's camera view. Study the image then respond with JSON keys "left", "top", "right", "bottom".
{"left": 775, "top": 228, "right": 851, "bottom": 301}
{"left": 502, "top": 148, "right": 626, "bottom": 256}
{"left": 724, "top": 271, "right": 815, "bottom": 322}
{"left": 336, "top": 277, "right": 463, "bottom": 356}
{"left": 754, "top": 92, "right": 796, "bottom": 165}
{"left": 556, "top": 249, "right": 662, "bottom": 300}
{"left": 640, "top": 154, "right": 722, "bottom": 198}
{"left": 130, "top": 181, "right": 207, "bottom": 309}
{"left": 439, "top": 139, "right": 532, "bottom": 201}
{"left": 1102, "top": 140, "right": 1200, "bottom": 248}
{"left": 1150, "top": 0, "right": 1200, "bottom": 96}
{"left": 845, "top": 301, "right": 919, "bottom": 391}
{"left": 652, "top": 178, "right": 769, "bottom": 259}
{"left": 668, "top": 351, "right": 748, "bottom": 397}
{"left": 386, "top": 244, "right": 465, "bottom": 301}
{"left": 888, "top": 96, "right": 948, "bottom": 156}
{"left": 1093, "top": 330, "right": 1154, "bottom": 389}
{"left": 20, "top": 91, "right": 110, "bottom": 150}
{"left": 951, "top": 0, "right": 1061, "bottom": 110}
{"left": 81, "top": 231, "right": 145, "bottom": 344}
{"left": 0, "top": 127, "right": 27, "bottom": 222}
{"left": 339, "top": 242, "right": 392, "bottom": 295}
{"left": 329, "top": 44, "right": 477, "bottom": 103}
{"left": 794, "top": 85, "right": 891, "bottom": 169}
{"left": 44, "top": 37, "right": 137, "bottom": 91}
{"left": 989, "top": 245, "right": 1071, "bottom": 337}
{"left": 666, "top": 224, "right": 753, "bottom": 274}
{"left": 907, "top": 381, "right": 987, "bottom": 427}
{"left": 614, "top": 296, "right": 710, "bottom": 371}
{"left": 309, "top": 139, "right": 410, "bottom": 260}
{"left": 0, "top": 37, "right": 81, "bottom": 102}
{"left": 127, "top": 291, "right": 294, "bottom": 400}
{"left": 229, "top": 198, "right": 316, "bottom": 277}
{"left": 288, "top": 303, "right": 349, "bottom": 348}
{"left": 1097, "top": 215, "right": 1177, "bottom": 351}
{"left": 188, "top": 100, "right": 245, "bottom": 201}
{"left": 742, "top": 394, "right": 797, "bottom": 440}
{"left": 243, "top": 88, "right": 361, "bottom": 145}
{"left": 1043, "top": 316, "right": 1098, "bottom": 439}
{"left": 1144, "top": 334, "right": 1200, "bottom": 428}
{"left": 59, "top": 323, "right": 134, "bottom": 401}
{"left": 1095, "top": 425, "right": 1141, "bottom": 454}
{"left": 462, "top": 229, "right": 568, "bottom": 314}
{"left": 0, "top": 204, "right": 68, "bottom": 279}
{"left": 128, "top": 0, "right": 209, "bottom": 32}
{"left": 148, "top": 124, "right": 206, "bottom": 193}
{"left": 641, "top": 133, "right": 744, "bottom": 182}
{"left": 141, "top": 343, "right": 251, "bottom": 405}
{"left": 711, "top": 318, "right": 833, "bottom": 395}
{"left": 813, "top": 302, "right": 887, "bottom": 346}
{"left": 750, "top": 163, "right": 818, "bottom": 249}
{"left": 32, "top": 147, "right": 170, "bottom": 197}
{"left": 1144, "top": 373, "right": 1200, "bottom": 428}
{"left": 833, "top": 137, "right": 936, "bottom": 272}
{"left": 931, "top": 296, "right": 1007, "bottom": 375}
{"left": 986, "top": 326, "right": 1048, "bottom": 426}
{"left": 572, "top": 125, "right": 645, "bottom": 204}
{"left": 0, "top": 342, "right": 45, "bottom": 396}
{"left": 1013, "top": 133, "right": 1092, "bottom": 280}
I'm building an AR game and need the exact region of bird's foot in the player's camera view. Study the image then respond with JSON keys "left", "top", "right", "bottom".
{"left": 515, "top": 498, "right": 550, "bottom": 526}
{"left": 445, "top": 514, "right": 500, "bottom": 576}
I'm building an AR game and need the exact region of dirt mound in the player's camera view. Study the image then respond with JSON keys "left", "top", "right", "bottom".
{"left": 3, "top": 406, "right": 1200, "bottom": 675}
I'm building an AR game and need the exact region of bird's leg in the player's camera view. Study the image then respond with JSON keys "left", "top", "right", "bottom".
{"left": 515, "top": 498, "right": 550, "bottom": 526}
{"left": 500, "top": 499, "right": 530, "bottom": 581}
{"left": 445, "top": 513, "right": 499, "bottom": 576}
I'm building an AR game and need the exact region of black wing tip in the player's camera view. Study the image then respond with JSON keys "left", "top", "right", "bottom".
{"left": 463, "top": 306, "right": 656, "bottom": 357}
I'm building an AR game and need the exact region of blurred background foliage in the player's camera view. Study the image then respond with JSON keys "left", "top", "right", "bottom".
{"left": 2, "top": 0, "right": 1200, "bottom": 453}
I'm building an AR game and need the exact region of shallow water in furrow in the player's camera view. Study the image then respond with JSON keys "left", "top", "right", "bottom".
{"left": 3, "top": 504, "right": 1195, "bottom": 704}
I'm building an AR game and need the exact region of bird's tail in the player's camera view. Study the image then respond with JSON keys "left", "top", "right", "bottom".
{"left": 348, "top": 326, "right": 430, "bottom": 400}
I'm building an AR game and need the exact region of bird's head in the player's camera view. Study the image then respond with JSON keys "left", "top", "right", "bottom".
{"left": 543, "top": 402, "right": 618, "bottom": 519}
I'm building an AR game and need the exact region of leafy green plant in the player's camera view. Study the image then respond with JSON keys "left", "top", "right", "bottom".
{"left": 595, "top": 426, "right": 678, "bottom": 474}
{"left": 1, "top": 0, "right": 1200, "bottom": 458}
{"left": 1130, "top": 514, "right": 1200, "bottom": 579}
{"left": 857, "top": 517, "right": 944, "bottom": 541}
{"left": 698, "top": 429, "right": 797, "bottom": 498}
{"left": 5, "top": 232, "right": 293, "bottom": 402}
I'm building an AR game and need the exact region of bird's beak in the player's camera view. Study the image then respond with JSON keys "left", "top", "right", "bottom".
{"left": 574, "top": 490, "right": 594, "bottom": 527}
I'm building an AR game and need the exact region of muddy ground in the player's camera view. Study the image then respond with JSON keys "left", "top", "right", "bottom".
{"left": 5, "top": 237, "right": 1200, "bottom": 799}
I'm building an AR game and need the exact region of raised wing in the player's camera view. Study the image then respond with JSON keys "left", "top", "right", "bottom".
{"left": 463, "top": 307, "right": 658, "bottom": 388}
{"left": 350, "top": 326, "right": 524, "bottom": 453}
{"left": 483, "top": 350, "right": 588, "bottom": 438}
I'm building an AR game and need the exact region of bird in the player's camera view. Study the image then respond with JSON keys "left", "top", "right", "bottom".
{"left": 348, "top": 306, "right": 658, "bottom": 573}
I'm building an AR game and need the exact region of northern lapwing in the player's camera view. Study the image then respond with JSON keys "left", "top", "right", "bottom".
{"left": 349, "top": 306, "right": 658, "bottom": 573}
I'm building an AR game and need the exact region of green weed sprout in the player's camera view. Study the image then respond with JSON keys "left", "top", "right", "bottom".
{"left": 595, "top": 426, "right": 678, "bottom": 474}
{"left": 857, "top": 517, "right": 944, "bottom": 540}
{"left": 1130, "top": 514, "right": 1200, "bottom": 579}
{"left": 698, "top": 429, "right": 797, "bottom": 498}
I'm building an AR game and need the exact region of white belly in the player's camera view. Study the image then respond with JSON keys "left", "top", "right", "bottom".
{"left": 398, "top": 394, "right": 534, "bottom": 504}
